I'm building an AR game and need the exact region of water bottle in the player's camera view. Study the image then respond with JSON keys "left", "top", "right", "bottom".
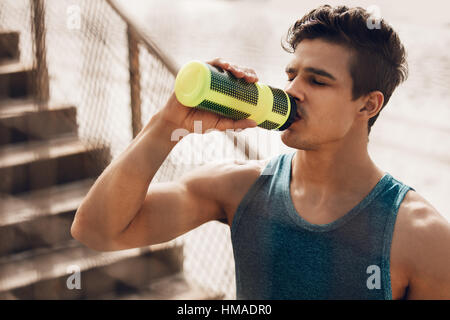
{"left": 174, "top": 60, "right": 297, "bottom": 130}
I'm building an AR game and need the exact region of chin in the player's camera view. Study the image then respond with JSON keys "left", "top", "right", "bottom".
{"left": 280, "top": 129, "right": 302, "bottom": 149}
{"left": 280, "top": 129, "right": 313, "bottom": 151}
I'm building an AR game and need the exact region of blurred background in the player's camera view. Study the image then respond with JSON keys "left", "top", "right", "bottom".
{"left": 0, "top": 0, "right": 448, "bottom": 299}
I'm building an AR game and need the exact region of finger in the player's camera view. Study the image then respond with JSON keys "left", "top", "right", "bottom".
{"left": 234, "top": 118, "right": 257, "bottom": 130}
{"left": 206, "top": 59, "right": 259, "bottom": 83}
{"left": 206, "top": 57, "right": 230, "bottom": 70}
{"left": 244, "top": 73, "right": 258, "bottom": 83}
{"left": 228, "top": 64, "right": 246, "bottom": 78}
{"left": 229, "top": 65, "right": 259, "bottom": 82}
{"left": 239, "top": 72, "right": 258, "bottom": 83}
{"left": 240, "top": 67, "right": 259, "bottom": 82}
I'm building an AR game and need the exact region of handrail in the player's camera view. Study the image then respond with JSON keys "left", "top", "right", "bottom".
{"left": 106, "top": 0, "right": 262, "bottom": 160}
{"left": 127, "top": 25, "right": 143, "bottom": 137}
{"left": 31, "top": 0, "right": 49, "bottom": 102}
{"left": 106, "top": 0, "right": 180, "bottom": 76}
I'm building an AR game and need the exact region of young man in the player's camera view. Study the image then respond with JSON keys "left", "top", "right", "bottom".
{"left": 71, "top": 5, "right": 450, "bottom": 299}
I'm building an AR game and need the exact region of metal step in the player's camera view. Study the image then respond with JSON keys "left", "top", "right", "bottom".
{"left": 0, "top": 31, "right": 20, "bottom": 63}
{"left": 0, "top": 243, "right": 183, "bottom": 299}
{"left": 0, "top": 135, "right": 110, "bottom": 194}
{"left": 0, "top": 101, "right": 78, "bottom": 145}
{"left": 0, "top": 178, "right": 95, "bottom": 256}
{"left": 0, "top": 62, "right": 34, "bottom": 100}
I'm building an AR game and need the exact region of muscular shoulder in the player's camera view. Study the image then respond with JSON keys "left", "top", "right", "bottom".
{"left": 179, "top": 158, "right": 270, "bottom": 212}
{"left": 396, "top": 190, "right": 449, "bottom": 242}
{"left": 393, "top": 190, "right": 450, "bottom": 299}
{"left": 180, "top": 158, "right": 269, "bottom": 186}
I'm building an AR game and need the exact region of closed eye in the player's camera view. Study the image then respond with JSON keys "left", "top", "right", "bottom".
{"left": 310, "top": 78, "right": 326, "bottom": 86}
{"left": 287, "top": 77, "right": 327, "bottom": 86}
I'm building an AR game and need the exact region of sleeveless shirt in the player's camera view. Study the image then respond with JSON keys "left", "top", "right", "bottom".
{"left": 231, "top": 152, "right": 413, "bottom": 299}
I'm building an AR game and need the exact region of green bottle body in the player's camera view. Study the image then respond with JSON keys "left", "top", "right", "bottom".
{"left": 174, "top": 60, "right": 297, "bottom": 131}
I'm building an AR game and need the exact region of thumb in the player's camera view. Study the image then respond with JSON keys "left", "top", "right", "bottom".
{"left": 234, "top": 118, "right": 257, "bottom": 130}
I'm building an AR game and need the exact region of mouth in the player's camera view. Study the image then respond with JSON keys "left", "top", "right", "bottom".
{"left": 294, "top": 111, "right": 303, "bottom": 122}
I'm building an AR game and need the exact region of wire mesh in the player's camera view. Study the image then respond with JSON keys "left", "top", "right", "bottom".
{"left": 0, "top": 0, "right": 273, "bottom": 299}
{"left": 0, "top": 0, "right": 33, "bottom": 69}
{"left": 3, "top": 0, "right": 449, "bottom": 301}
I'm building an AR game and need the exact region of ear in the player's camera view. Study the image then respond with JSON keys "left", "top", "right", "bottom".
{"left": 358, "top": 91, "right": 384, "bottom": 120}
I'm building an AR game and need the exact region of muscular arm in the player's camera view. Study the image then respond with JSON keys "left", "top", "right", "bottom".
{"left": 71, "top": 58, "right": 260, "bottom": 252}
{"left": 70, "top": 111, "right": 186, "bottom": 251}
{"left": 71, "top": 106, "right": 260, "bottom": 251}
{"left": 108, "top": 163, "right": 236, "bottom": 250}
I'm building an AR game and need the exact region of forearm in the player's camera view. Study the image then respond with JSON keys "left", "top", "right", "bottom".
{"left": 71, "top": 112, "right": 183, "bottom": 243}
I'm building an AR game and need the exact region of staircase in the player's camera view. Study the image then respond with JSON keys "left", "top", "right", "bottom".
{"left": 0, "top": 30, "right": 213, "bottom": 299}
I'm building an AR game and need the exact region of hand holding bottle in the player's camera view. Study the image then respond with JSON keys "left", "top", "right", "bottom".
{"left": 156, "top": 58, "right": 259, "bottom": 134}
{"left": 174, "top": 59, "right": 297, "bottom": 131}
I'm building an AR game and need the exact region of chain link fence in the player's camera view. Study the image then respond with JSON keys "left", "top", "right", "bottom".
{"left": 0, "top": 0, "right": 285, "bottom": 299}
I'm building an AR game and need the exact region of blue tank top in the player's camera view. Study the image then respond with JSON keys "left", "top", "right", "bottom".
{"left": 231, "top": 152, "right": 414, "bottom": 300}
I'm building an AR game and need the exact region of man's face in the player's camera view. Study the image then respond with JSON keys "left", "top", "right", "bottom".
{"left": 281, "top": 38, "right": 365, "bottom": 150}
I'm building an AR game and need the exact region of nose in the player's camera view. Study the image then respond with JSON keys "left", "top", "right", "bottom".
{"left": 284, "top": 78, "right": 305, "bottom": 103}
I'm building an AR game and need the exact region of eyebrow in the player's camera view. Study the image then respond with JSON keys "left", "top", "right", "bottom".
{"left": 285, "top": 66, "right": 337, "bottom": 81}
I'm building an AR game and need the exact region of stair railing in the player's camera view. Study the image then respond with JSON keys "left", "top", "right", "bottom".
{"left": 107, "top": 0, "right": 261, "bottom": 159}
{"left": 31, "top": 0, "right": 49, "bottom": 102}
{"left": 4, "top": 0, "right": 264, "bottom": 299}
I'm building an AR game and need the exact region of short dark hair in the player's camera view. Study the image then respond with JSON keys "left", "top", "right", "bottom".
{"left": 282, "top": 5, "right": 408, "bottom": 134}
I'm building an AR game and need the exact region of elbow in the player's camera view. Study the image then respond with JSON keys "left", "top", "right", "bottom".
{"left": 70, "top": 220, "right": 83, "bottom": 243}
{"left": 70, "top": 220, "right": 91, "bottom": 247}
{"left": 70, "top": 222, "right": 117, "bottom": 252}
{"left": 70, "top": 211, "right": 118, "bottom": 252}
{"left": 70, "top": 219, "right": 97, "bottom": 250}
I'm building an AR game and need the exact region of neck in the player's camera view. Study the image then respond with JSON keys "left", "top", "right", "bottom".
{"left": 291, "top": 129, "right": 384, "bottom": 204}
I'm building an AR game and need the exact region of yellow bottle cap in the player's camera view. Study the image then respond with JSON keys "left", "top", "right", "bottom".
{"left": 174, "top": 61, "right": 211, "bottom": 107}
